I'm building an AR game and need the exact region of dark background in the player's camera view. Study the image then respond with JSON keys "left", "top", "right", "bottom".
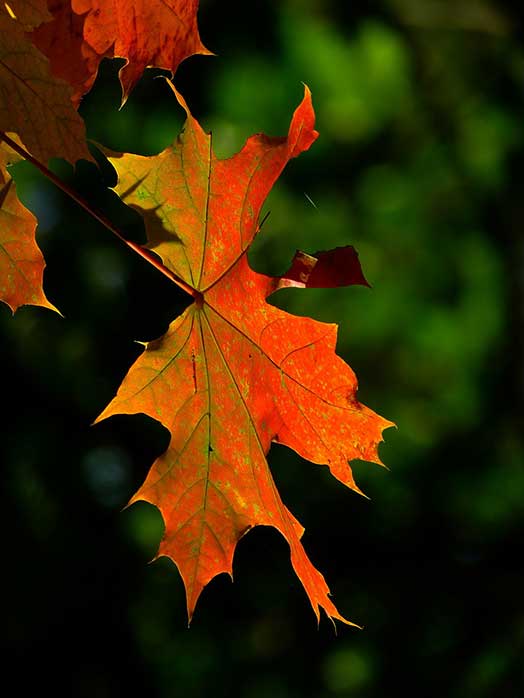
{"left": 2, "top": 0, "right": 524, "bottom": 695}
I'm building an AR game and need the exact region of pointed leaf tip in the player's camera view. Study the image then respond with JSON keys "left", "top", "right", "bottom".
{"left": 287, "top": 85, "right": 319, "bottom": 158}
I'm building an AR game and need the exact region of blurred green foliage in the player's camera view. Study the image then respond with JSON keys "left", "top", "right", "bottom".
{"left": 2, "top": 0, "right": 524, "bottom": 696}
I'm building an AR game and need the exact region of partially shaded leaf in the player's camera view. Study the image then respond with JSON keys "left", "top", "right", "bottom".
{"left": 0, "top": 137, "right": 58, "bottom": 312}
{"left": 31, "top": 0, "right": 102, "bottom": 108}
{"left": 71, "top": 0, "right": 212, "bottom": 103}
{"left": 0, "top": 6, "right": 92, "bottom": 164}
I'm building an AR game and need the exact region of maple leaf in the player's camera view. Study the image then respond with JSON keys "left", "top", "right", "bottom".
{"left": 0, "top": 137, "right": 57, "bottom": 312}
{"left": 68, "top": 0, "right": 212, "bottom": 104}
{"left": 97, "top": 86, "right": 393, "bottom": 624}
{"left": 0, "top": 2, "right": 91, "bottom": 165}
{"left": 31, "top": 0, "right": 103, "bottom": 108}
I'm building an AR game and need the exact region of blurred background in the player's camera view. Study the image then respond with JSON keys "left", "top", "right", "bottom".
{"left": 2, "top": 0, "right": 524, "bottom": 695}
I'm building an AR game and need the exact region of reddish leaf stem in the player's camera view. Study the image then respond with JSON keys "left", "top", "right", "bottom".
{"left": 0, "top": 131, "right": 196, "bottom": 298}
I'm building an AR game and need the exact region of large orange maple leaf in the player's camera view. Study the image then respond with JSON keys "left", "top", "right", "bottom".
{"left": 98, "top": 86, "right": 393, "bottom": 624}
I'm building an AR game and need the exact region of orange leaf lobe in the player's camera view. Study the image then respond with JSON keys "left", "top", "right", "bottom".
{"left": 71, "top": 0, "right": 212, "bottom": 103}
{"left": 0, "top": 138, "right": 58, "bottom": 312}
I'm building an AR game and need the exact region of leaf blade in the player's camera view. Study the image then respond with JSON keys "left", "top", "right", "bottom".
{"left": 101, "top": 87, "right": 393, "bottom": 624}
{"left": 0, "top": 12, "right": 91, "bottom": 165}
{"left": 0, "top": 139, "right": 58, "bottom": 312}
{"left": 71, "top": 0, "right": 212, "bottom": 103}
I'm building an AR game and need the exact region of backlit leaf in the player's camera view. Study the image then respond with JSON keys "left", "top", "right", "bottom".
{"left": 0, "top": 3, "right": 91, "bottom": 164}
{"left": 99, "top": 86, "right": 393, "bottom": 624}
{"left": 71, "top": 0, "right": 212, "bottom": 103}
{"left": 0, "top": 137, "right": 58, "bottom": 312}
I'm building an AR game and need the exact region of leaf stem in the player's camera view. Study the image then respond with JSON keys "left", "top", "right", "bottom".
{"left": 0, "top": 131, "right": 196, "bottom": 298}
